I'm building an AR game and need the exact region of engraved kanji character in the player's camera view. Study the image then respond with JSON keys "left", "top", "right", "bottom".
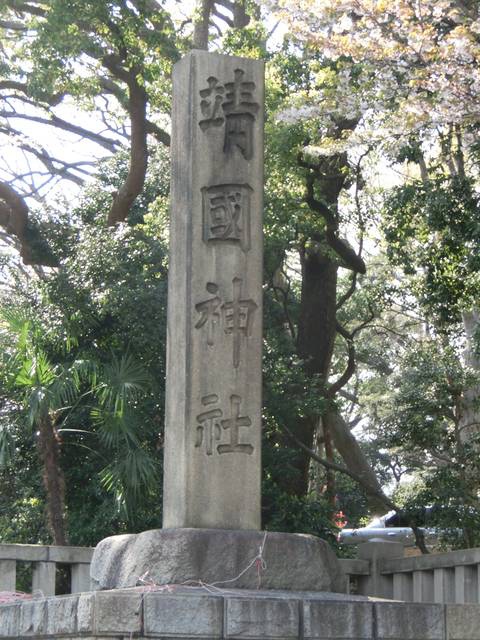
{"left": 218, "top": 394, "right": 253, "bottom": 455}
{"left": 210, "top": 191, "right": 242, "bottom": 239}
{"left": 195, "top": 283, "right": 221, "bottom": 346}
{"left": 195, "top": 394, "right": 222, "bottom": 455}
{"left": 202, "top": 184, "right": 252, "bottom": 252}
{"left": 222, "top": 277, "right": 257, "bottom": 368}
{"left": 199, "top": 76, "right": 225, "bottom": 131}
{"left": 223, "top": 69, "right": 259, "bottom": 160}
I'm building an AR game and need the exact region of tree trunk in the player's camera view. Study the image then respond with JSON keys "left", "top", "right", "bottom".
{"left": 283, "top": 250, "right": 337, "bottom": 496}
{"left": 37, "top": 415, "right": 68, "bottom": 546}
{"left": 459, "top": 308, "right": 480, "bottom": 444}
{"left": 232, "top": 1, "right": 250, "bottom": 28}
{"left": 192, "top": 0, "right": 213, "bottom": 50}
{"left": 323, "top": 409, "right": 387, "bottom": 514}
{"left": 107, "top": 78, "right": 148, "bottom": 226}
{"left": 297, "top": 251, "right": 338, "bottom": 378}
{"left": 322, "top": 416, "right": 336, "bottom": 508}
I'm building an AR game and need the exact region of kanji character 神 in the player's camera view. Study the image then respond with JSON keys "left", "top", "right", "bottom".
{"left": 194, "top": 282, "right": 221, "bottom": 346}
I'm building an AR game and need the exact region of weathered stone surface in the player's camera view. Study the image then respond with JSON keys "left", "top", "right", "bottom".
{"left": 0, "top": 603, "right": 20, "bottom": 637}
{"left": 32, "top": 560, "right": 56, "bottom": 597}
{"left": 225, "top": 597, "right": 299, "bottom": 639}
{"left": 446, "top": 603, "right": 480, "bottom": 640}
{"left": 144, "top": 592, "right": 223, "bottom": 637}
{"left": 77, "top": 592, "right": 95, "bottom": 632}
{"left": 71, "top": 562, "right": 93, "bottom": 593}
{"left": 375, "top": 602, "right": 445, "bottom": 640}
{"left": 303, "top": 600, "right": 373, "bottom": 639}
{"left": 164, "top": 50, "right": 265, "bottom": 531}
{"left": 46, "top": 594, "right": 79, "bottom": 635}
{"left": 93, "top": 591, "right": 142, "bottom": 634}
{"left": 18, "top": 598, "right": 47, "bottom": 636}
{"left": 90, "top": 528, "right": 346, "bottom": 593}
{"left": 0, "top": 560, "right": 16, "bottom": 592}
{"left": 3, "top": 587, "right": 478, "bottom": 640}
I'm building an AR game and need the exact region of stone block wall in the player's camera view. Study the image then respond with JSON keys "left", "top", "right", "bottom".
{"left": 1, "top": 587, "right": 479, "bottom": 639}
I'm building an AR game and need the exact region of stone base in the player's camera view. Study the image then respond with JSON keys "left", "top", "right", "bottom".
{"left": 1, "top": 586, "right": 476, "bottom": 639}
{"left": 90, "top": 528, "right": 346, "bottom": 593}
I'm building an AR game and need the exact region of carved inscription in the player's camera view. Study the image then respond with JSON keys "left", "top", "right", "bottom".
{"left": 199, "top": 77, "right": 224, "bottom": 130}
{"left": 202, "top": 183, "right": 251, "bottom": 252}
{"left": 199, "top": 68, "right": 259, "bottom": 160}
{"left": 194, "top": 394, "right": 222, "bottom": 455}
{"left": 195, "top": 394, "right": 254, "bottom": 455}
{"left": 194, "top": 282, "right": 221, "bottom": 346}
{"left": 195, "top": 277, "right": 257, "bottom": 368}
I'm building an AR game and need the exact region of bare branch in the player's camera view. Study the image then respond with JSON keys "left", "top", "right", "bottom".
{"left": 0, "top": 109, "right": 119, "bottom": 153}
{"left": 281, "top": 421, "right": 394, "bottom": 509}
{"left": 0, "top": 80, "right": 65, "bottom": 106}
{"left": 145, "top": 120, "right": 171, "bottom": 146}
{"left": 0, "top": 19, "right": 27, "bottom": 30}
{"left": 212, "top": 7, "right": 234, "bottom": 27}
{"left": 128, "top": 0, "right": 164, "bottom": 13}
{"left": 336, "top": 273, "right": 358, "bottom": 310}
{"left": 216, "top": 0, "right": 234, "bottom": 11}
{"left": 5, "top": 2, "right": 47, "bottom": 17}
{"left": 0, "top": 125, "right": 93, "bottom": 186}
{"left": 230, "top": 0, "right": 251, "bottom": 27}
{"left": 327, "top": 321, "right": 356, "bottom": 397}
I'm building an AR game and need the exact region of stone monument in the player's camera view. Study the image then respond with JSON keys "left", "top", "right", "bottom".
{"left": 163, "top": 51, "right": 264, "bottom": 532}
{"left": 90, "top": 50, "right": 344, "bottom": 593}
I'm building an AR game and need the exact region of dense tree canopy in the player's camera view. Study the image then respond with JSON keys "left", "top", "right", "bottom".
{"left": 0, "top": 0, "right": 479, "bottom": 552}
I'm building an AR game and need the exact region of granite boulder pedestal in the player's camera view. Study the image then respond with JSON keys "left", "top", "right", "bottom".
{"left": 90, "top": 528, "right": 346, "bottom": 593}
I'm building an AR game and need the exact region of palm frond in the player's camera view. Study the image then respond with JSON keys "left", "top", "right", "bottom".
{"left": 16, "top": 351, "right": 56, "bottom": 388}
{"left": 99, "top": 447, "right": 158, "bottom": 516}
{"left": 70, "top": 359, "right": 97, "bottom": 388}
{"left": 98, "top": 352, "right": 149, "bottom": 415}
{"left": 92, "top": 406, "right": 141, "bottom": 449}
{"left": 26, "top": 387, "right": 51, "bottom": 426}
{"left": 0, "top": 307, "right": 32, "bottom": 355}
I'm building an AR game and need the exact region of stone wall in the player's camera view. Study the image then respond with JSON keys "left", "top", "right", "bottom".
{"left": 1, "top": 586, "right": 479, "bottom": 639}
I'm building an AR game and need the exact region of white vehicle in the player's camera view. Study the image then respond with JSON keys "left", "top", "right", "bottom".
{"left": 338, "top": 510, "right": 439, "bottom": 547}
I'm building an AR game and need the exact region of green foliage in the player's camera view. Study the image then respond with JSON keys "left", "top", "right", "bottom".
{"left": 0, "top": 150, "right": 169, "bottom": 541}
{"left": 263, "top": 479, "right": 338, "bottom": 545}
{"left": 21, "top": 0, "right": 180, "bottom": 103}
{"left": 384, "top": 176, "right": 480, "bottom": 324}
{"left": 221, "top": 19, "right": 268, "bottom": 59}
{"left": 364, "top": 337, "right": 480, "bottom": 546}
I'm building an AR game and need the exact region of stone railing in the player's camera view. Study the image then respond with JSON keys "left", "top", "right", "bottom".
{"left": 3, "top": 539, "right": 480, "bottom": 605}
{"left": 0, "top": 544, "right": 94, "bottom": 597}
{"left": 340, "top": 541, "right": 480, "bottom": 604}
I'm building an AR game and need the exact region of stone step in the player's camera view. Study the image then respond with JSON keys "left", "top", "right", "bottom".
{"left": 0, "top": 586, "right": 478, "bottom": 639}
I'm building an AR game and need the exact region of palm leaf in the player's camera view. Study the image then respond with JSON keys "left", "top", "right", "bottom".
{"left": 16, "top": 351, "right": 56, "bottom": 388}
{"left": 99, "top": 447, "right": 158, "bottom": 516}
{"left": 93, "top": 406, "right": 141, "bottom": 449}
{"left": 98, "top": 352, "right": 149, "bottom": 414}
{"left": 26, "top": 386, "right": 51, "bottom": 426}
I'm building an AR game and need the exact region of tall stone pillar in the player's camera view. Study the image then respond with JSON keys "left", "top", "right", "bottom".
{"left": 91, "top": 52, "right": 344, "bottom": 594}
{"left": 163, "top": 51, "right": 264, "bottom": 530}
